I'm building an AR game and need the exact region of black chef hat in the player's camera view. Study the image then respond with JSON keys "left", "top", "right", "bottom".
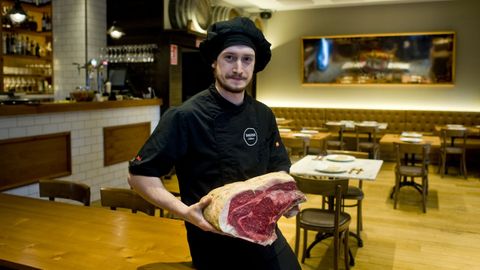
{"left": 199, "top": 17, "right": 271, "bottom": 73}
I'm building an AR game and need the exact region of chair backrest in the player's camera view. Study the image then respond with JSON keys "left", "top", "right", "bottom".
{"left": 293, "top": 175, "right": 348, "bottom": 198}
{"left": 326, "top": 123, "right": 346, "bottom": 135}
{"left": 293, "top": 175, "right": 348, "bottom": 229}
{"left": 100, "top": 187, "right": 156, "bottom": 216}
{"left": 282, "top": 136, "right": 307, "bottom": 156}
{"left": 355, "top": 124, "right": 379, "bottom": 142}
{"left": 325, "top": 123, "right": 346, "bottom": 150}
{"left": 39, "top": 179, "right": 91, "bottom": 206}
{"left": 440, "top": 128, "right": 467, "bottom": 148}
{"left": 326, "top": 149, "right": 369, "bottom": 159}
{"left": 394, "top": 142, "right": 430, "bottom": 169}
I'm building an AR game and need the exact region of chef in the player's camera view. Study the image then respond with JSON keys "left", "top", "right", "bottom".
{"left": 128, "top": 17, "right": 301, "bottom": 270}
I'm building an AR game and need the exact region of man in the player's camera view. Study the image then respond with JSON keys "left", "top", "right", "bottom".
{"left": 128, "top": 17, "right": 301, "bottom": 270}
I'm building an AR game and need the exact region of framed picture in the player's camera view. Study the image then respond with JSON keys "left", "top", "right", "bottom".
{"left": 302, "top": 32, "right": 455, "bottom": 85}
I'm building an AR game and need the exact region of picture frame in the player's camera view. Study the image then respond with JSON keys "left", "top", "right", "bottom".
{"left": 301, "top": 31, "right": 455, "bottom": 85}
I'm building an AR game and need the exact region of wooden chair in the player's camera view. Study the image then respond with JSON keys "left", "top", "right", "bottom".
{"left": 327, "top": 149, "right": 369, "bottom": 247}
{"left": 393, "top": 142, "right": 430, "bottom": 213}
{"left": 325, "top": 123, "right": 346, "bottom": 150}
{"left": 293, "top": 175, "right": 353, "bottom": 269}
{"left": 282, "top": 136, "right": 307, "bottom": 161}
{"left": 355, "top": 124, "right": 380, "bottom": 159}
{"left": 439, "top": 128, "right": 468, "bottom": 179}
{"left": 39, "top": 179, "right": 91, "bottom": 206}
{"left": 100, "top": 187, "right": 156, "bottom": 216}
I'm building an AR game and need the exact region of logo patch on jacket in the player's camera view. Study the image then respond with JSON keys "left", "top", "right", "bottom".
{"left": 243, "top": 128, "right": 258, "bottom": 146}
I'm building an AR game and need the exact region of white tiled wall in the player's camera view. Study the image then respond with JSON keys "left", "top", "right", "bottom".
{"left": 1, "top": 105, "right": 160, "bottom": 202}
{"left": 52, "top": 0, "right": 107, "bottom": 100}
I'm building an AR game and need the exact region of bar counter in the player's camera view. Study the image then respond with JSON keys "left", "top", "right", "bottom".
{"left": 0, "top": 99, "right": 162, "bottom": 116}
{"left": 0, "top": 99, "right": 162, "bottom": 200}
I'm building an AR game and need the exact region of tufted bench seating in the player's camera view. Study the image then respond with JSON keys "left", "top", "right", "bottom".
{"left": 272, "top": 107, "right": 408, "bottom": 133}
{"left": 325, "top": 108, "right": 406, "bottom": 133}
{"left": 271, "top": 107, "right": 480, "bottom": 162}
{"left": 404, "top": 110, "right": 480, "bottom": 134}
{"left": 273, "top": 107, "right": 326, "bottom": 130}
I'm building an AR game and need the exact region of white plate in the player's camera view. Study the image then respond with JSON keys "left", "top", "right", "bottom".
{"left": 279, "top": 128, "right": 291, "bottom": 133}
{"left": 315, "top": 163, "right": 348, "bottom": 174}
{"left": 326, "top": 154, "right": 356, "bottom": 162}
{"left": 400, "top": 137, "right": 423, "bottom": 143}
{"left": 340, "top": 120, "right": 355, "bottom": 128}
{"left": 401, "top": 132, "right": 423, "bottom": 138}
{"left": 292, "top": 133, "right": 312, "bottom": 138}
{"left": 446, "top": 124, "right": 465, "bottom": 130}
{"left": 300, "top": 130, "right": 319, "bottom": 134}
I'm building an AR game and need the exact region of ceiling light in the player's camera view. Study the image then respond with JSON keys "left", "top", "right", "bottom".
{"left": 107, "top": 21, "right": 125, "bottom": 39}
{"left": 8, "top": 0, "right": 27, "bottom": 24}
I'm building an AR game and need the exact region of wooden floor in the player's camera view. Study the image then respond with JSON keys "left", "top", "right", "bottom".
{"left": 278, "top": 162, "right": 480, "bottom": 270}
{"left": 93, "top": 163, "right": 480, "bottom": 269}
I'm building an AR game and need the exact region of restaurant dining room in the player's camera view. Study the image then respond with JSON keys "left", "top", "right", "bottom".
{"left": 1, "top": 0, "right": 480, "bottom": 269}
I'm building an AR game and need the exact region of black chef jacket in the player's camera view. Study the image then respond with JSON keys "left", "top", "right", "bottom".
{"left": 129, "top": 84, "right": 298, "bottom": 270}
{"left": 129, "top": 84, "right": 291, "bottom": 205}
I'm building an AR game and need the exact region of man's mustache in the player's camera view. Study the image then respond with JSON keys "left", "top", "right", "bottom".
{"left": 226, "top": 75, "right": 247, "bottom": 80}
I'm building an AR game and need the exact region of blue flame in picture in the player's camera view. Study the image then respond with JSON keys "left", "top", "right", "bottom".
{"left": 316, "top": 38, "right": 330, "bottom": 71}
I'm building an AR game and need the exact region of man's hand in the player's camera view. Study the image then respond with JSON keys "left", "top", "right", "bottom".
{"left": 184, "top": 196, "right": 218, "bottom": 232}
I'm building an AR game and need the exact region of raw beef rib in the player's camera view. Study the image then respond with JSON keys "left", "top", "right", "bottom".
{"left": 203, "top": 172, "right": 306, "bottom": 246}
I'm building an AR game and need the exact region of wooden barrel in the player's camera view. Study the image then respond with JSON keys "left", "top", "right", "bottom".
{"left": 249, "top": 15, "right": 264, "bottom": 32}
{"left": 188, "top": 0, "right": 212, "bottom": 32}
{"left": 211, "top": 5, "right": 241, "bottom": 23}
{"left": 169, "top": 0, "right": 212, "bottom": 32}
{"left": 168, "top": 0, "right": 181, "bottom": 29}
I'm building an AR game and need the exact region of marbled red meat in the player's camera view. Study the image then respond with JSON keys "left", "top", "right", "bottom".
{"left": 203, "top": 172, "right": 306, "bottom": 245}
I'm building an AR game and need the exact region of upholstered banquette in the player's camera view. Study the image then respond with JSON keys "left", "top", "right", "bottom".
{"left": 271, "top": 107, "right": 480, "bottom": 162}
{"left": 272, "top": 107, "right": 480, "bottom": 136}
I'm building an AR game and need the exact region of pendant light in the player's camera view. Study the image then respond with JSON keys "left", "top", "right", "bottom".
{"left": 107, "top": 21, "right": 125, "bottom": 39}
{"left": 8, "top": 0, "right": 27, "bottom": 24}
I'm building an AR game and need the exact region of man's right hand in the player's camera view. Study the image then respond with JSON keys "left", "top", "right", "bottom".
{"left": 185, "top": 196, "right": 219, "bottom": 233}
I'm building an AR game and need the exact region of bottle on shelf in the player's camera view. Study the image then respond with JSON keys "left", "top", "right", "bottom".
{"left": 41, "top": 12, "right": 46, "bottom": 32}
{"left": 3, "top": 33, "right": 7, "bottom": 54}
{"left": 35, "top": 42, "right": 40, "bottom": 57}
{"left": 1, "top": 0, "right": 53, "bottom": 95}
{"left": 10, "top": 33, "right": 16, "bottom": 55}
{"left": 46, "top": 14, "right": 51, "bottom": 31}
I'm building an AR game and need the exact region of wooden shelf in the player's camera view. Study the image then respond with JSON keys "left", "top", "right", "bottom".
{"left": 3, "top": 73, "right": 51, "bottom": 78}
{"left": 2, "top": 54, "right": 52, "bottom": 62}
{"left": 1, "top": 0, "right": 51, "bottom": 12}
{"left": 1, "top": 28, "right": 52, "bottom": 37}
{"left": 1, "top": 0, "right": 53, "bottom": 95}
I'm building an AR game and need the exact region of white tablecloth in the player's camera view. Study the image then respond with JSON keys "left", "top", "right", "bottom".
{"left": 290, "top": 155, "right": 383, "bottom": 181}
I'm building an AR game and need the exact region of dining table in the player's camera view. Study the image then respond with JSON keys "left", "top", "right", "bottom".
{"left": 379, "top": 133, "right": 441, "bottom": 148}
{"left": 279, "top": 129, "right": 330, "bottom": 141}
{"left": 325, "top": 120, "right": 388, "bottom": 131}
{"left": 0, "top": 193, "right": 191, "bottom": 270}
{"left": 433, "top": 124, "right": 480, "bottom": 136}
{"left": 279, "top": 129, "right": 331, "bottom": 152}
{"left": 290, "top": 154, "right": 384, "bottom": 181}
{"left": 289, "top": 154, "right": 383, "bottom": 252}
{"left": 275, "top": 118, "right": 294, "bottom": 127}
